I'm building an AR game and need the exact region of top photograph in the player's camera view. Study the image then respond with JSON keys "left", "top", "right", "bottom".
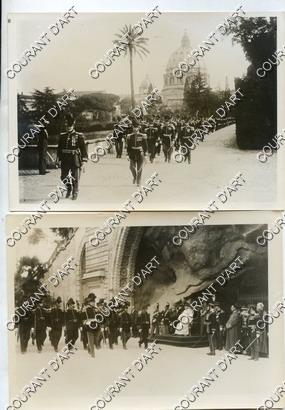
{"left": 6, "top": 8, "right": 285, "bottom": 211}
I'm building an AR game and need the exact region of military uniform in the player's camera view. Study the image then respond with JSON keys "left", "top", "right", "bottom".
{"left": 180, "top": 124, "right": 193, "bottom": 164}
{"left": 84, "top": 304, "right": 101, "bottom": 357}
{"left": 33, "top": 305, "right": 49, "bottom": 352}
{"left": 215, "top": 308, "right": 226, "bottom": 350}
{"left": 38, "top": 129, "right": 48, "bottom": 175}
{"left": 160, "top": 123, "right": 176, "bottom": 162}
{"left": 119, "top": 309, "right": 132, "bottom": 349}
{"left": 145, "top": 124, "right": 159, "bottom": 163}
{"left": 150, "top": 307, "right": 161, "bottom": 338}
{"left": 18, "top": 310, "right": 33, "bottom": 353}
{"left": 205, "top": 308, "right": 218, "bottom": 355}
{"left": 138, "top": 310, "right": 150, "bottom": 348}
{"left": 126, "top": 131, "right": 148, "bottom": 185}
{"left": 65, "top": 303, "right": 80, "bottom": 348}
{"left": 106, "top": 310, "right": 119, "bottom": 349}
{"left": 57, "top": 130, "right": 88, "bottom": 199}
{"left": 49, "top": 305, "right": 64, "bottom": 352}
{"left": 113, "top": 123, "right": 124, "bottom": 158}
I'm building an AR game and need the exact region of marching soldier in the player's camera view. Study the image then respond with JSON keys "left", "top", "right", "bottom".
{"left": 138, "top": 305, "right": 150, "bottom": 348}
{"left": 119, "top": 303, "right": 132, "bottom": 349}
{"left": 18, "top": 308, "right": 33, "bottom": 354}
{"left": 65, "top": 298, "right": 80, "bottom": 349}
{"left": 160, "top": 119, "right": 176, "bottom": 162}
{"left": 126, "top": 125, "right": 148, "bottom": 187}
{"left": 113, "top": 120, "right": 124, "bottom": 158}
{"left": 83, "top": 293, "right": 100, "bottom": 358}
{"left": 57, "top": 113, "right": 88, "bottom": 200}
{"left": 145, "top": 121, "right": 159, "bottom": 163}
{"left": 179, "top": 122, "right": 193, "bottom": 164}
{"left": 106, "top": 298, "right": 119, "bottom": 350}
{"left": 80, "top": 298, "right": 89, "bottom": 350}
{"left": 131, "top": 307, "right": 139, "bottom": 338}
{"left": 32, "top": 300, "right": 49, "bottom": 353}
{"left": 49, "top": 297, "right": 64, "bottom": 352}
{"left": 205, "top": 303, "right": 218, "bottom": 356}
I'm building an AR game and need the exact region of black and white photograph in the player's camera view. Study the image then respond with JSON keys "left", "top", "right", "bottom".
{"left": 7, "top": 10, "right": 285, "bottom": 211}
{"left": 6, "top": 212, "right": 285, "bottom": 410}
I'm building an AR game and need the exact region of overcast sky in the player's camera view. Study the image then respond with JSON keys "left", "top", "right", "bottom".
{"left": 12, "top": 12, "right": 249, "bottom": 95}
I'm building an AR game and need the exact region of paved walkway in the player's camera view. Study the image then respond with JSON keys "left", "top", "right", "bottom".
{"left": 19, "top": 125, "right": 277, "bottom": 210}
{"left": 11, "top": 338, "right": 272, "bottom": 410}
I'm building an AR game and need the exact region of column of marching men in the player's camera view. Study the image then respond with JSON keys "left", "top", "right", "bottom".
{"left": 111, "top": 114, "right": 235, "bottom": 187}
{"left": 16, "top": 293, "right": 268, "bottom": 361}
{"left": 16, "top": 293, "right": 152, "bottom": 357}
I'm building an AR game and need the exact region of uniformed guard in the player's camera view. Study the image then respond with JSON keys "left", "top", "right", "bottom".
{"left": 37, "top": 127, "right": 49, "bottom": 175}
{"left": 18, "top": 307, "right": 33, "bottom": 354}
{"left": 113, "top": 120, "right": 124, "bottom": 158}
{"left": 180, "top": 122, "right": 193, "bottom": 164}
{"left": 126, "top": 125, "right": 148, "bottom": 186}
{"left": 138, "top": 305, "right": 150, "bottom": 348}
{"left": 64, "top": 298, "right": 80, "bottom": 349}
{"left": 205, "top": 303, "right": 218, "bottom": 356}
{"left": 83, "top": 293, "right": 99, "bottom": 358}
{"left": 106, "top": 298, "right": 119, "bottom": 350}
{"left": 49, "top": 297, "right": 64, "bottom": 352}
{"left": 145, "top": 121, "right": 159, "bottom": 163}
{"left": 80, "top": 297, "right": 89, "bottom": 350}
{"left": 32, "top": 300, "right": 49, "bottom": 353}
{"left": 150, "top": 303, "right": 160, "bottom": 338}
{"left": 215, "top": 303, "right": 226, "bottom": 350}
{"left": 119, "top": 303, "right": 132, "bottom": 349}
{"left": 160, "top": 119, "right": 176, "bottom": 162}
{"left": 57, "top": 113, "right": 88, "bottom": 200}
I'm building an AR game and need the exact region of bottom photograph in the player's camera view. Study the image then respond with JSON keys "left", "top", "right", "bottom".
{"left": 6, "top": 212, "right": 285, "bottom": 410}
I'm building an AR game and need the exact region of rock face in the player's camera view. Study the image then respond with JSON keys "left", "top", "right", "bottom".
{"left": 133, "top": 224, "right": 267, "bottom": 309}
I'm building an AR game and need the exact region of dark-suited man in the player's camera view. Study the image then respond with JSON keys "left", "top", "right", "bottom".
{"left": 57, "top": 113, "right": 88, "bottom": 200}
{"left": 49, "top": 297, "right": 64, "bottom": 352}
{"left": 32, "top": 301, "right": 49, "bottom": 353}
{"left": 126, "top": 126, "right": 148, "bottom": 187}
{"left": 138, "top": 306, "right": 150, "bottom": 348}
{"left": 65, "top": 298, "right": 80, "bottom": 349}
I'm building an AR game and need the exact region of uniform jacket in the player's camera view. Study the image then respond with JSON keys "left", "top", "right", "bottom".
{"left": 138, "top": 311, "right": 150, "bottom": 329}
{"left": 65, "top": 308, "right": 80, "bottom": 330}
{"left": 126, "top": 132, "right": 148, "bottom": 159}
{"left": 57, "top": 131, "right": 88, "bottom": 167}
{"left": 119, "top": 311, "right": 132, "bottom": 331}
{"left": 50, "top": 307, "right": 65, "bottom": 329}
{"left": 33, "top": 307, "right": 49, "bottom": 330}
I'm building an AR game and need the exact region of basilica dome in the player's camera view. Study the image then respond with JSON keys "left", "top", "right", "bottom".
{"left": 166, "top": 31, "right": 191, "bottom": 73}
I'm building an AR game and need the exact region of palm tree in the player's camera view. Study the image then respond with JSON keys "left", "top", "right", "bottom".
{"left": 114, "top": 24, "right": 150, "bottom": 109}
